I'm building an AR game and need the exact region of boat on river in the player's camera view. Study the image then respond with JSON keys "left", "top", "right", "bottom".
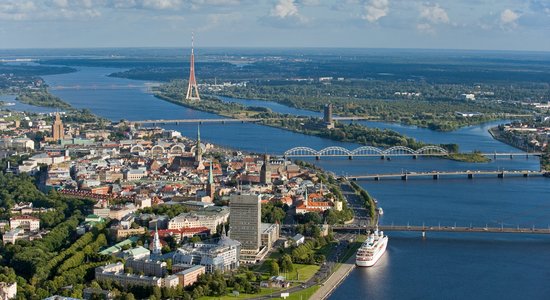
{"left": 356, "top": 228, "right": 388, "bottom": 267}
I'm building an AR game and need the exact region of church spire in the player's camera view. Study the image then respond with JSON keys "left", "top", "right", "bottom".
{"left": 195, "top": 125, "right": 202, "bottom": 162}
{"left": 152, "top": 225, "right": 162, "bottom": 257}
{"left": 208, "top": 161, "right": 214, "bottom": 184}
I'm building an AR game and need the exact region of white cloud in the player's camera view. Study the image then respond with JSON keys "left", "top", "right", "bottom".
{"left": 270, "top": 0, "right": 300, "bottom": 19}
{"left": 142, "top": 0, "right": 182, "bottom": 9}
{"left": 420, "top": 3, "right": 449, "bottom": 24}
{"left": 500, "top": 9, "right": 520, "bottom": 28}
{"left": 0, "top": 0, "right": 102, "bottom": 21}
{"left": 0, "top": 1, "right": 36, "bottom": 21}
{"left": 362, "top": 0, "right": 389, "bottom": 23}
{"left": 108, "top": 0, "right": 182, "bottom": 10}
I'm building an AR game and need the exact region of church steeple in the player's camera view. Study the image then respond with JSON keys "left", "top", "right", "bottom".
{"left": 195, "top": 125, "right": 202, "bottom": 162}
{"left": 152, "top": 225, "right": 162, "bottom": 257}
{"left": 206, "top": 161, "right": 215, "bottom": 201}
{"left": 260, "top": 154, "right": 271, "bottom": 185}
{"left": 208, "top": 162, "right": 214, "bottom": 185}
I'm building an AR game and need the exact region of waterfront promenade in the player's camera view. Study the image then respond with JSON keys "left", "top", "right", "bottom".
{"left": 311, "top": 253, "right": 356, "bottom": 300}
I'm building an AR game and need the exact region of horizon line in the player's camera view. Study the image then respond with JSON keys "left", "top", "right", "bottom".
{"left": 1, "top": 46, "right": 550, "bottom": 54}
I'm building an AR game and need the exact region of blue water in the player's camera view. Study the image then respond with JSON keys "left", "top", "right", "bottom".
{"left": 40, "top": 66, "right": 550, "bottom": 300}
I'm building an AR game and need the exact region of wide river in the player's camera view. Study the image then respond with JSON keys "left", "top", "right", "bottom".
{"left": 40, "top": 67, "right": 550, "bottom": 299}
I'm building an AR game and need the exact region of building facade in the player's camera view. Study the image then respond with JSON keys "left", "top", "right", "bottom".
{"left": 230, "top": 194, "right": 261, "bottom": 251}
{"left": 168, "top": 207, "right": 229, "bottom": 233}
{"left": 172, "top": 236, "right": 241, "bottom": 273}
{"left": 175, "top": 265, "right": 206, "bottom": 287}
{"left": 9, "top": 216, "right": 40, "bottom": 231}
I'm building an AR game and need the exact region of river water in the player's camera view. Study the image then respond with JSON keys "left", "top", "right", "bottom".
{"left": 41, "top": 67, "right": 550, "bottom": 300}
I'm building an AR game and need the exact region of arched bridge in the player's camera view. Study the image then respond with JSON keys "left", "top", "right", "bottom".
{"left": 283, "top": 145, "right": 449, "bottom": 159}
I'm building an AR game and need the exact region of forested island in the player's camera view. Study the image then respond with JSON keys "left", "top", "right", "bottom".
{"left": 16, "top": 90, "right": 72, "bottom": 109}
{"left": 154, "top": 80, "right": 489, "bottom": 163}
{"left": 214, "top": 83, "right": 532, "bottom": 132}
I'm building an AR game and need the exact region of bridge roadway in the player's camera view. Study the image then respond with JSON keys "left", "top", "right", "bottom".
{"left": 347, "top": 170, "right": 545, "bottom": 181}
{"left": 332, "top": 224, "right": 550, "bottom": 235}
{"left": 130, "top": 118, "right": 262, "bottom": 125}
{"left": 129, "top": 116, "right": 372, "bottom": 125}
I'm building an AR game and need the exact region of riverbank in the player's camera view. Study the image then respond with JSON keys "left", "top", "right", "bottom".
{"left": 312, "top": 252, "right": 356, "bottom": 300}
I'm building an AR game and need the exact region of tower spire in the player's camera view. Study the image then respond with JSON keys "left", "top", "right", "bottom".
{"left": 152, "top": 225, "right": 162, "bottom": 257}
{"left": 208, "top": 160, "right": 214, "bottom": 184}
{"left": 186, "top": 33, "right": 201, "bottom": 101}
{"left": 195, "top": 125, "right": 203, "bottom": 162}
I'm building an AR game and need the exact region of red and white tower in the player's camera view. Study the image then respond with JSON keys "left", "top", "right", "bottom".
{"left": 186, "top": 33, "right": 201, "bottom": 101}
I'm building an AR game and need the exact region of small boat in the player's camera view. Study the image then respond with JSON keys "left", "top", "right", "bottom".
{"left": 377, "top": 207, "right": 384, "bottom": 215}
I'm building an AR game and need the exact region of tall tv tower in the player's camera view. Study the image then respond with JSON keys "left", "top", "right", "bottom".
{"left": 186, "top": 33, "right": 200, "bottom": 101}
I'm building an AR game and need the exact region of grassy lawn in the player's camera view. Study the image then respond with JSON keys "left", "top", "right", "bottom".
{"left": 272, "top": 285, "right": 320, "bottom": 300}
{"left": 281, "top": 264, "right": 320, "bottom": 282}
{"left": 199, "top": 287, "right": 283, "bottom": 300}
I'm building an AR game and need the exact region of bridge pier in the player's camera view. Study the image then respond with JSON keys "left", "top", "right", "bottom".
{"left": 374, "top": 176, "right": 380, "bottom": 181}
{"left": 381, "top": 155, "right": 386, "bottom": 160}
{"left": 222, "top": 120, "right": 225, "bottom": 124}
{"left": 422, "top": 231, "right": 426, "bottom": 239}
{"left": 524, "top": 173, "right": 529, "bottom": 177}
{"left": 348, "top": 155, "right": 353, "bottom": 160}
{"left": 498, "top": 172, "right": 504, "bottom": 178}
{"left": 433, "top": 174, "right": 439, "bottom": 180}
{"left": 468, "top": 173, "right": 474, "bottom": 179}
{"left": 315, "top": 156, "right": 320, "bottom": 161}
{"left": 413, "top": 155, "right": 418, "bottom": 159}
{"left": 401, "top": 175, "right": 408, "bottom": 181}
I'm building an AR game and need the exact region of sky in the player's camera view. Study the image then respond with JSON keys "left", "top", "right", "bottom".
{"left": 0, "top": 0, "right": 549, "bottom": 51}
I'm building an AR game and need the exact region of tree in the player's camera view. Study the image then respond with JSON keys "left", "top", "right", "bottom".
{"left": 152, "top": 286, "right": 162, "bottom": 299}
{"left": 279, "top": 254, "right": 293, "bottom": 273}
{"left": 303, "top": 212, "right": 322, "bottom": 224}
{"left": 124, "top": 293, "right": 136, "bottom": 300}
{"left": 269, "top": 260, "right": 279, "bottom": 276}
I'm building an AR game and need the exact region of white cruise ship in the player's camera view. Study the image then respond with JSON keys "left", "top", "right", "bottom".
{"left": 355, "top": 228, "right": 388, "bottom": 267}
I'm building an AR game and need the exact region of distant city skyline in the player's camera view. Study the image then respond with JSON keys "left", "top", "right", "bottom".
{"left": 1, "top": 0, "right": 550, "bottom": 51}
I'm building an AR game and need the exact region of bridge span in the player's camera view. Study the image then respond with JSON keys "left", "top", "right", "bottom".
{"left": 283, "top": 146, "right": 540, "bottom": 159}
{"left": 332, "top": 224, "right": 550, "bottom": 235}
{"left": 347, "top": 170, "right": 545, "bottom": 181}
{"left": 130, "top": 118, "right": 262, "bottom": 125}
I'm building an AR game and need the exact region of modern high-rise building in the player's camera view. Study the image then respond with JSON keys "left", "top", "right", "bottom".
{"left": 229, "top": 194, "right": 261, "bottom": 256}
{"left": 52, "top": 112, "right": 64, "bottom": 141}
